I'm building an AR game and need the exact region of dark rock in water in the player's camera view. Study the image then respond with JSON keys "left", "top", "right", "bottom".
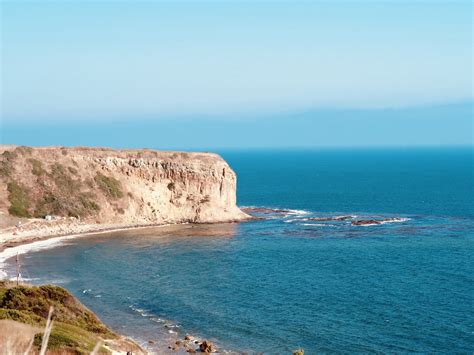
{"left": 241, "top": 207, "right": 290, "bottom": 215}
{"left": 199, "top": 340, "right": 215, "bottom": 353}
{"left": 187, "top": 349, "right": 197, "bottom": 353}
{"left": 352, "top": 217, "right": 405, "bottom": 226}
{"left": 184, "top": 335, "right": 193, "bottom": 341}
{"left": 195, "top": 340, "right": 199, "bottom": 344}
{"left": 148, "top": 340, "right": 155, "bottom": 344}
{"left": 176, "top": 340, "right": 183, "bottom": 346}
{"left": 309, "top": 215, "right": 354, "bottom": 221}
{"left": 352, "top": 219, "right": 382, "bottom": 226}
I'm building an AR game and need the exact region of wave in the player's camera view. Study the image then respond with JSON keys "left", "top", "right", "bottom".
{"left": 284, "top": 218, "right": 309, "bottom": 223}
{"left": 129, "top": 305, "right": 155, "bottom": 318}
{"left": 285, "top": 209, "right": 310, "bottom": 216}
{"left": 0, "top": 234, "right": 80, "bottom": 279}
{"left": 241, "top": 206, "right": 310, "bottom": 216}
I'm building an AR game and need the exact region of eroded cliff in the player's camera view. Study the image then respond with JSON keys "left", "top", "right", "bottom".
{"left": 0, "top": 146, "right": 249, "bottom": 225}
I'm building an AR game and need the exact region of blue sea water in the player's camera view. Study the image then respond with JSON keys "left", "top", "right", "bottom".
{"left": 6, "top": 148, "right": 474, "bottom": 353}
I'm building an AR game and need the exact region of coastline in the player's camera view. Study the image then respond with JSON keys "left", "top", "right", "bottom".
{"left": 0, "top": 219, "right": 245, "bottom": 354}
{"left": 0, "top": 216, "right": 250, "bottom": 256}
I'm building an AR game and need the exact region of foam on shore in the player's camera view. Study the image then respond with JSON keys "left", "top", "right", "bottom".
{"left": 0, "top": 223, "right": 175, "bottom": 280}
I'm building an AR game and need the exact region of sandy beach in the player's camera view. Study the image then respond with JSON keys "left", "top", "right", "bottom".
{"left": 0, "top": 216, "right": 180, "bottom": 276}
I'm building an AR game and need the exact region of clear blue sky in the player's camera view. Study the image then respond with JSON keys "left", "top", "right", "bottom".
{"left": 1, "top": 1, "right": 472, "bottom": 149}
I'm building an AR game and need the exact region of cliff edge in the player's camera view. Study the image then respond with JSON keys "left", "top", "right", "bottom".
{"left": 0, "top": 146, "right": 249, "bottom": 227}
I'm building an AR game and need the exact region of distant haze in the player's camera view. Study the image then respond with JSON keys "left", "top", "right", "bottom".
{"left": 1, "top": 1, "right": 472, "bottom": 148}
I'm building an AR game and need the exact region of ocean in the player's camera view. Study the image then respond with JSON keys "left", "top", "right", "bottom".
{"left": 4, "top": 148, "right": 474, "bottom": 353}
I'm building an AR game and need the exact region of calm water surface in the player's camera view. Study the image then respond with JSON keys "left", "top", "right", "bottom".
{"left": 7, "top": 149, "right": 474, "bottom": 353}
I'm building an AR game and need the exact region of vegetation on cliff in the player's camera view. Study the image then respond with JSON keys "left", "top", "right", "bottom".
{"left": 0, "top": 281, "right": 125, "bottom": 354}
{"left": 0, "top": 145, "right": 248, "bottom": 225}
{"left": 0, "top": 147, "right": 117, "bottom": 219}
{"left": 94, "top": 172, "right": 123, "bottom": 198}
{"left": 7, "top": 181, "right": 31, "bottom": 217}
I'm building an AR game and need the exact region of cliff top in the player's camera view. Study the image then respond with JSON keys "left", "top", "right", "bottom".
{"left": 0, "top": 145, "right": 224, "bottom": 164}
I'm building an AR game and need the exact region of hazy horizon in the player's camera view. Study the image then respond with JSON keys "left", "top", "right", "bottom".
{"left": 1, "top": 0, "right": 472, "bottom": 149}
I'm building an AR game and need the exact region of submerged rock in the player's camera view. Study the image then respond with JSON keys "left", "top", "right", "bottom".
{"left": 352, "top": 217, "right": 406, "bottom": 226}
{"left": 241, "top": 207, "right": 290, "bottom": 214}
{"left": 309, "top": 215, "right": 354, "bottom": 221}
{"left": 352, "top": 219, "right": 382, "bottom": 226}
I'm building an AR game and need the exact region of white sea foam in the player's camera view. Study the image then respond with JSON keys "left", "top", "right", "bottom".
{"left": 0, "top": 233, "right": 91, "bottom": 280}
{"left": 285, "top": 209, "right": 310, "bottom": 216}
{"left": 284, "top": 218, "right": 309, "bottom": 223}
{"left": 150, "top": 317, "right": 165, "bottom": 323}
{"left": 0, "top": 223, "right": 175, "bottom": 280}
{"left": 378, "top": 217, "right": 411, "bottom": 225}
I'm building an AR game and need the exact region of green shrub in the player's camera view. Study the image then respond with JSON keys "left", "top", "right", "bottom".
{"left": 28, "top": 158, "right": 45, "bottom": 176}
{"left": 0, "top": 283, "right": 119, "bottom": 354}
{"left": 50, "top": 163, "right": 81, "bottom": 193}
{"left": 15, "top": 146, "right": 33, "bottom": 155}
{"left": 0, "top": 284, "right": 113, "bottom": 336}
{"left": 94, "top": 172, "right": 123, "bottom": 198}
{"left": 79, "top": 193, "right": 100, "bottom": 212}
{"left": 0, "top": 150, "right": 18, "bottom": 177}
{"left": 0, "top": 308, "right": 44, "bottom": 325}
{"left": 34, "top": 192, "right": 100, "bottom": 219}
{"left": 0, "top": 160, "right": 12, "bottom": 178}
{"left": 7, "top": 181, "right": 31, "bottom": 217}
{"left": 2, "top": 150, "right": 18, "bottom": 160}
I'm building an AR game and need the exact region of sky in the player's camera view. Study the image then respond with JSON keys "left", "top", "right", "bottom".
{"left": 0, "top": 0, "right": 472, "bottom": 149}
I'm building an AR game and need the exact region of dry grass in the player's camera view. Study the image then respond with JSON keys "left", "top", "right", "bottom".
{"left": 0, "top": 319, "right": 40, "bottom": 354}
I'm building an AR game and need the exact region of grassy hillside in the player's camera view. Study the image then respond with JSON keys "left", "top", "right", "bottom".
{"left": 0, "top": 281, "right": 140, "bottom": 354}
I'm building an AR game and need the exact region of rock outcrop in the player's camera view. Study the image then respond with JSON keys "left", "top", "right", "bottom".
{"left": 0, "top": 146, "right": 249, "bottom": 225}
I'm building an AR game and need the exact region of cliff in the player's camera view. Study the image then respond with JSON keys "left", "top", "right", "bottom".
{"left": 0, "top": 146, "right": 249, "bottom": 226}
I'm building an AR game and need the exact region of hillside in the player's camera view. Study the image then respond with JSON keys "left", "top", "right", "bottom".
{"left": 0, "top": 146, "right": 249, "bottom": 228}
{"left": 0, "top": 281, "right": 143, "bottom": 354}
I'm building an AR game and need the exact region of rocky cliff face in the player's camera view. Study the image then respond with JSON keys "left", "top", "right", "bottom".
{"left": 0, "top": 146, "right": 249, "bottom": 225}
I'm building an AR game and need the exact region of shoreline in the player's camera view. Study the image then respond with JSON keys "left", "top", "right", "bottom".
{"left": 0, "top": 217, "right": 250, "bottom": 263}
{"left": 0, "top": 220, "right": 238, "bottom": 354}
{"left": 0, "top": 222, "right": 180, "bottom": 273}
{"left": 0, "top": 221, "right": 175, "bottom": 253}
